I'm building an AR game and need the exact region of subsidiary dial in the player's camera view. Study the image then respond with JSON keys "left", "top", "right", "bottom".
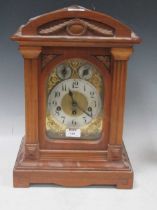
{"left": 78, "top": 64, "right": 93, "bottom": 80}
{"left": 56, "top": 64, "right": 72, "bottom": 79}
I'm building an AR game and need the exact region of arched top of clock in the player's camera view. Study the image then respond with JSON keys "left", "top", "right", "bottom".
{"left": 11, "top": 5, "right": 141, "bottom": 46}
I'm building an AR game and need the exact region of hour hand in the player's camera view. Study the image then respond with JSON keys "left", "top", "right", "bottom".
{"left": 68, "top": 89, "right": 77, "bottom": 107}
{"left": 68, "top": 89, "right": 73, "bottom": 98}
{"left": 69, "top": 89, "right": 74, "bottom": 102}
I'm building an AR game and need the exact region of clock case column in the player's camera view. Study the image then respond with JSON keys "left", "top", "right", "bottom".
{"left": 20, "top": 46, "right": 41, "bottom": 160}
{"left": 108, "top": 48, "right": 133, "bottom": 161}
{"left": 13, "top": 46, "right": 42, "bottom": 187}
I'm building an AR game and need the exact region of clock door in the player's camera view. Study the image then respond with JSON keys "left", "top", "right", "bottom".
{"left": 39, "top": 48, "right": 111, "bottom": 150}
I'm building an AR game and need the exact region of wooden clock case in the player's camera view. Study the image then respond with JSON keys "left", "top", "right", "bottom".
{"left": 11, "top": 5, "right": 140, "bottom": 188}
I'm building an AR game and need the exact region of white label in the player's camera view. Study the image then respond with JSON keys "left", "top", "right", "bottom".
{"left": 65, "top": 129, "right": 81, "bottom": 138}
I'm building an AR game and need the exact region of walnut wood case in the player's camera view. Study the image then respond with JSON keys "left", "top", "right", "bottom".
{"left": 11, "top": 5, "right": 140, "bottom": 188}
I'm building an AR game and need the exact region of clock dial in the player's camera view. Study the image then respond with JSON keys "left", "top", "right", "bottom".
{"left": 47, "top": 79, "right": 101, "bottom": 128}
{"left": 46, "top": 58, "right": 104, "bottom": 140}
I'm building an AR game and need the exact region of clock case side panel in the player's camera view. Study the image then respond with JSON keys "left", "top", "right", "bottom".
{"left": 38, "top": 47, "right": 112, "bottom": 151}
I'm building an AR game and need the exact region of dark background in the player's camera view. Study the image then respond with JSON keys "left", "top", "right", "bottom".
{"left": 0, "top": 0, "right": 157, "bottom": 155}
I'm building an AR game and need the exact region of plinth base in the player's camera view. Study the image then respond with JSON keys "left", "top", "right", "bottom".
{"left": 13, "top": 140, "right": 133, "bottom": 189}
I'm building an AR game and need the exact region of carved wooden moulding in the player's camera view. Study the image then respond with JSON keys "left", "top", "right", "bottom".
{"left": 11, "top": 5, "right": 140, "bottom": 188}
{"left": 12, "top": 5, "right": 140, "bottom": 45}
{"left": 38, "top": 18, "right": 114, "bottom": 37}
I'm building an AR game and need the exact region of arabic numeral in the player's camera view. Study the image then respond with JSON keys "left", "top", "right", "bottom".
{"left": 52, "top": 100, "right": 57, "bottom": 106}
{"left": 55, "top": 106, "right": 61, "bottom": 116}
{"left": 72, "top": 80, "right": 79, "bottom": 89}
{"left": 90, "top": 91, "right": 95, "bottom": 98}
{"left": 55, "top": 110, "right": 60, "bottom": 116}
{"left": 72, "top": 120, "right": 77, "bottom": 125}
{"left": 55, "top": 91, "right": 60, "bottom": 97}
{"left": 83, "top": 116, "right": 87, "bottom": 123}
{"left": 61, "top": 116, "right": 65, "bottom": 123}
{"left": 62, "top": 84, "right": 67, "bottom": 91}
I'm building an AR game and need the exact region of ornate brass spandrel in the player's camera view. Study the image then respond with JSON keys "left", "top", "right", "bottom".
{"left": 81, "top": 117, "right": 103, "bottom": 139}
{"left": 46, "top": 114, "right": 66, "bottom": 138}
{"left": 46, "top": 114, "right": 103, "bottom": 140}
{"left": 68, "top": 59, "right": 81, "bottom": 71}
{"left": 47, "top": 71, "right": 60, "bottom": 94}
{"left": 88, "top": 73, "right": 102, "bottom": 92}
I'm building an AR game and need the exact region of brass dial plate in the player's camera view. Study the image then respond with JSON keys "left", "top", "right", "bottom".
{"left": 46, "top": 58, "right": 104, "bottom": 140}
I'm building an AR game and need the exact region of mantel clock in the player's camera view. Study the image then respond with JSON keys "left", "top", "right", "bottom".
{"left": 11, "top": 5, "right": 140, "bottom": 188}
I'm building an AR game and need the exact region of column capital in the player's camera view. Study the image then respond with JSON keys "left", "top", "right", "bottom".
{"left": 111, "top": 48, "right": 133, "bottom": 60}
{"left": 19, "top": 46, "right": 42, "bottom": 59}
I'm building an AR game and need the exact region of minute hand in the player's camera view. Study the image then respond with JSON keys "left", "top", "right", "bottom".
{"left": 69, "top": 89, "right": 75, "bottom": 103}
{"left": 76, "top": 103, "right": 92, "bottom": 118}
{"left": 68, "top": 89, "right": 92, "bottom": 118}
